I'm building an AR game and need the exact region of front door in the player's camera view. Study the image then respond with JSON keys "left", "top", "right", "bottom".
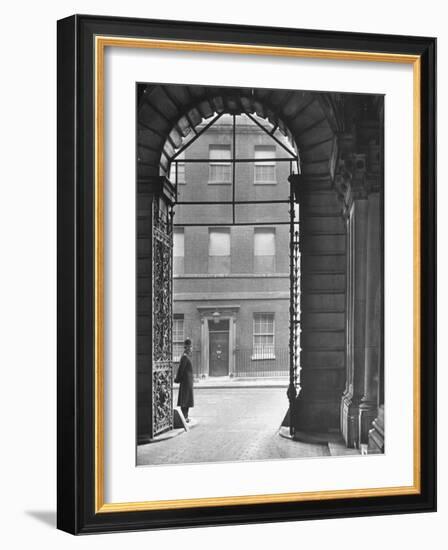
{"left": 209, "top": 320, "right": 229, "bottom": 376}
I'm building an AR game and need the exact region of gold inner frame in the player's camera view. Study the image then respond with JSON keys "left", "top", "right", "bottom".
{"left": 94, "top": 36, "right": 422, "bottom": 514}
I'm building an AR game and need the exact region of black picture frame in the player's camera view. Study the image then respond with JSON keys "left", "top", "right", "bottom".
{"left": 57, "top": 14, "right": 436, "bottom": 534}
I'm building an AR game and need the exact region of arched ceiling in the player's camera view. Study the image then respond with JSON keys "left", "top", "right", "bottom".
{"left": 137, "top": 84, "right": 342, "bottom": 182}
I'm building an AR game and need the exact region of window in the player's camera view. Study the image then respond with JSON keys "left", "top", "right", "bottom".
{"left": 173, "top": 315, "right": 185, "bottom": 361}
{"left": 209, "top": 145, "right": 231, "bottom": 183}
{"left": 173, "top": 227, "right": 184, "bottom": 274}
{"left": 208, "top": 228, "right": 230, "bottom": 274}
{"left": 169, "top": 151, "right": 185, "bottom": 184}
{"left": 253, "top": 313, "right": 275, "bottom": 359}
{"left": 254, "top": 145, "right": 276, "bottom": 183}
{"left": 254, "top": 228, "right": 276, "bottom": 273}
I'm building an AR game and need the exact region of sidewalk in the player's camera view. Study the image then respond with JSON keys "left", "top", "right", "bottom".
{"left": 139, "top": 386, "right": 360, "bottom": 466}
{"left": 138, "top": 386, "right": 329, "bottom": 466}
{"left": 190, "top": 376, "right": 289, "bottom": 389}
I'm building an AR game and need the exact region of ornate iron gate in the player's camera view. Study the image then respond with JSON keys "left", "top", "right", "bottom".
{"left": 151, "top": 200, "right": 174, "bottom": 437}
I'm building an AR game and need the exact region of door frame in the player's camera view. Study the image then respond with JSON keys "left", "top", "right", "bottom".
{"left": 197, "top": 305, "right": 239, "bottom": 377}
{"left": 208, "top": 322, "right": 230, "bottom": 377}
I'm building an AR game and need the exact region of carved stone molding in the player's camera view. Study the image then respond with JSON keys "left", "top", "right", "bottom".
{"left": 196, "top": 304, "right": 240, "bottom": 320}
{"left": 334, "top": 153, "right": 381, "bottom": 219}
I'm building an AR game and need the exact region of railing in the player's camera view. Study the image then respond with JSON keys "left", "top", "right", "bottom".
{"left": 172, "top": 348, "right": 291, "bottom": 378}
{"left": 234, "top": 348, "right": 289, "bottom": 377}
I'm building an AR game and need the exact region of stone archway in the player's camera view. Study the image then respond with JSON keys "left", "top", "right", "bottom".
{"left": 137, "top": 85, "right": 339, "bottom": 180}
{"left": 136, "top": 83, "right": 383, "bottom": 449}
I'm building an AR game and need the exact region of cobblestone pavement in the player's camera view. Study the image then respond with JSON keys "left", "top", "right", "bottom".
{"left": 137, "top": 387, "right": 330, "bottom": 466}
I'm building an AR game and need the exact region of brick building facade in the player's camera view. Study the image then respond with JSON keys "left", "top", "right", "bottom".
{"left": 171, "top": 115, "right": 295, "bottom": 378}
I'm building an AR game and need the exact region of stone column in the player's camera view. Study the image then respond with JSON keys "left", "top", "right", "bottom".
{"left": 288, "top": 174, "right": 347, "bottom": 439}
{"left": 359, "top": 192, "right": 381, "bottom": 444}
{"left": 340, "top": 194, "right": 369, "bottom": 448}
{"left": 335, "top": 155, "right": 370, "bottom": 448}
{"left": 368, "top": 124, "right": 385, "bottom": 453}
{"left": 369, "top": 246, "right": 384, "bottom": 453}
{"left": 369, "top": 403, "right": 384, "bottom": 453}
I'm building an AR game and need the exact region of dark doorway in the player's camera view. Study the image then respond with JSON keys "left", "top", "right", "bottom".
{"left": 209, "top": 320, "right": 230, "bottom": 376}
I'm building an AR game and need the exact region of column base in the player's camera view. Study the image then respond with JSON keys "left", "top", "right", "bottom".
{"left": 359, "top": 400, "right": 378, "bottom": 445}
{"left": 368, "top": 405, "right": 385, "bottom": 453}
{"left": 281, "top": 406, "right": 339, "bottom": 444}
{"left": 291, "top": 392, "right": 340, "bottom": 434}
{"left": 340, "top": 394, "right": 361, "bottom": 448}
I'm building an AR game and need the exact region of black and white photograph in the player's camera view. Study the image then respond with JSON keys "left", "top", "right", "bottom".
{"left": 136, "top": 83, "right": 384, "bottom": 466}
{"left": 0, "top": 0, "right": 442, "bottom": 542}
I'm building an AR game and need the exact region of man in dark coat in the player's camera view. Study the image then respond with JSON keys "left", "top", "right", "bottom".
{"left": 174, "top": 338, "right": 194, "bottom": 422}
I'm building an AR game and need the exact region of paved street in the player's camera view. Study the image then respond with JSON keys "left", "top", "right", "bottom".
{"left": 137, "top": 387, "right": 330, "bottom": 466}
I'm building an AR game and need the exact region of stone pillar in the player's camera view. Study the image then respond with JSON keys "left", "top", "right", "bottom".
{"left": 359, "top": 192, "right": 381, "bottom": 444}
{"left": 335, "top": 154, "right": 370, "bottom": 448}
{"left": 335, "top": 147, "right": 383, "bottom": 450}
{"left": 289, "top": 174, "right": 347, "bottom": 439}
{"left": 369, "top": 246, "right": 384, "bottom": 453}
{"left": 368, "top": 129, "right": 385, "bottom": 453}
{"left": 369, "top": 404, "right": 384, "bottom": 453}
{"left": 340, "top": 194, "right": 368, "bottom": 447}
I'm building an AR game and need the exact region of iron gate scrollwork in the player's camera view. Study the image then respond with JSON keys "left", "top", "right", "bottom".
{"left": 152, "top": 200, "right": 174, "bottom": 437}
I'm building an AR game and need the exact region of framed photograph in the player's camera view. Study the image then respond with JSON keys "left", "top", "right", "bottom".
{"left": 57, "top": 14, "right": 436, "bottom": 534}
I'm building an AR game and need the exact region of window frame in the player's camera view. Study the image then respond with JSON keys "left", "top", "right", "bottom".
{"left": 173, "top": 314, "right": 185, "bottom": 361}
{"left": 208, "top": 144, "right": 232, "bottom": 184}
{"left": 252, "top": 313, "right": 275, "bottom": 360}
{"left": 254, "top": 145, "right": 277, "bottom": 184}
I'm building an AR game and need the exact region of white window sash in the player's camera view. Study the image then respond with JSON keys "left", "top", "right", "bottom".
{"left": 252, "top": 314, "right": 275, "bottom": 359}
{"left": 173, "top": 316, "right": 185, "bottom": 361}
{"left": 254, "top": 146, "right": 276, "bottom": 183}
{"left": 209, "top": 145, "right": 231, "bottom": 182}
